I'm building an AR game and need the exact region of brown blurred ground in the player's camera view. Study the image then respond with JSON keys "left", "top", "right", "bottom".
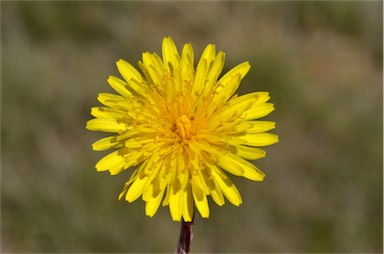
{"left": 1, "top": 1, "right": 382, "bottom": 253}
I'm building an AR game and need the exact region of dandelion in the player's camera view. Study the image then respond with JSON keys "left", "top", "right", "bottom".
{"left": 86, "top": 37, "right": 278, "bottom": 223}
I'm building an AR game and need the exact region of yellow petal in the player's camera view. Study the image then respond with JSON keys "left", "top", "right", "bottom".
{"left": 227, "top": 92, "right": 270, "bottom": 108}
{"left": 107, "top": 76, "right": 132, "bottom": 98}
{"left": 228, "top": 91, "right": 270, "bottom": 106}
{"left": 118, "top": 162, "right": 143, "bottom": 200}
{"left": 244, "top": 121, "right": 276, "bottom": 133}
{"left": 199, "top": 44, "right": 216, "bottom": 66}
{"left": 97, "top": 93, "right": 125, "bottom": 109}
{"left": 206, "top": 51, "right": 225, "bottom": 83}
{"left": 219, "top": 92, "right": 271, "bottom": 121}
{"left": 142, "top": 52, "right": 164, "bottom": 75}
{"left": 110, "top": 151, "right": 142, "bottom": 175}
{"left": 180, "top": 44, "right": 195, "bottom": 91}
{"left": 240, "top": 133, "right": 279, "bottom": 147}
{"left": 116, "top": 59, "right": 143, "bottom": 82}
{"left": 216, "top": 152, "right": 245, "bottom": 177}
{"left": 218, "top": 61, "right": 250, "bottom": 88}
{"left": 123, "top": 159, "right": 151, "bottom": 201}
{"left": 169, "top": 179, "right": 182, "bottom": 221}
{"left": 142, "top": 181, "right": 154, "bottom": 202}
{"left": 217, "top": 152, "right": 265, "bottom": 181}
{"left": 126, "top": 175, "right": 150, "bottom": 202}
{"left": 191, "top": 169, "right": 210, "bottom": 195}
{"left": 181, "top": 44, "right": 194, "bottom": 67}
{"left": 145, "top": 187, "right": 166, "bottom": 217}
{"left": 90, "top": 107, "right": 125, "bottom": 119}
{"left": 243, "top": 103, "right": 275, "bottom": 120}
{"left": 162, "top": 37, "right": 180, "bottom": 73}
{"left": 86, "top": 118, "right": 126, "bottom": 133}
{"left": 96, "top": 93, "right": 140, "bottom": 112}
{"left": 203, "top": 169, "right": 224, "bottom": 206}
{"left": 95, "top": 150, "right": 125, "bottom": 172}
{"left": 162, "top": 185, "right": 171, "bottom": 207}
{"left": 116, "top": 59, "right": 145, "bottom": 96}
{"left": 124, "top": 138, "right": 143, "bottom": 149}
{"left": 211, "top": 166, "right": 242, "bottom": 206}
{"left": 142, "top": 159, "right": 166, "bottom": 202}
{"left": 92, "top": 136, "right": 120, "bottom": 151}
{"left": 203, "top": 51, "right": 225, "bottom": 97}
{"left": 193, "top": 59, "right": 208, "bottom": 97}
{"left": 216, "top": 74, "right": 242, "bottom": 106}
{"left": 146, "top": 65, "right": 163, "bottom": 88}
{"left": 192, "top": 181, "right": 209, "bottom": 218}
{"left": 191, "top": 138, "right": 223, "bottom": 157}
{"left": 231, "top": 145, "right": 266, "bottom": 160}
{"left": 182, "top": 182, "right": 194, "bottom": 222}
{"left": 218, "top": 101, "right": 253, "bottom": 124}
{"left": 232, "top": 121, "right": 253, "bottom": 133}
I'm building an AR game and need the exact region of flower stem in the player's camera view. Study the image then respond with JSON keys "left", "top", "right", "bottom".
{"left": 176, "top": 216, "right": 194, "bottom": 254}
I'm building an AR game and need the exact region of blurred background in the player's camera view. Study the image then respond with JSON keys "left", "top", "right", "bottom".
{"left": 1, "top": 1, "right": 382, "bottom": 253}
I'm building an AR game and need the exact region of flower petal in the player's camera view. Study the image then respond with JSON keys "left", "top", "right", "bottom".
{"left": 228, "top": 91, "right": 270, "bottom": 106}
{"left": 192, "top": 181, "right": 209, "bottom": 218}
{"left": 97, "top": 93, "right": 126, "bottom": 109}
{"left": 86, "top": 118, "right": 126, "bottom": 133}
{"left": 210, "top": 165, "right": 242, "bottom": 206}
{"left": 216, "top": 152, "right": 244, "bottom": 177}
{"left": 95, "top": 150, "right": 125, "bottom": 172}
{"left": 116, "top": 59, "right": 144, "bottom": 82}
{"left": 231, "top": 145, "right": 266, "bottom": 160}
{"left": 107, "top": 76, "right": 133, "bottom": 98}
{"left": 92, "top": 136, "right": 120, "bottom": 151}
{"left": 180, "top": 44, "right": 195, "bottom": 91}
{"left": 162, "top": 37, "right": 180, "bottom": 73}
{"left": 218, "top": 61, "right": 250, "bottom": 86}
{"left": 245, "top": 121, "right": 276, "bottom": 133}
{"left": 242, "top": 103, "right": 275, "bottom": 120}
{"left": 126, "top": 174, "right": 150, "bottom": 202}
{"left": 169, "top": 179, "right": 183, "bottom": 221}
{"left": 203, "top": 168, "right": 225, "bottom": 206}
{"left": 193, "top": 59, "right": 208, "bottom": 98}
{"left": 213, "top": 74, "right": 241, "bottom": 105}
{"left": 116, "top": 59, "right": 145, "bottom": 97}
{"left": 240, "top": 133, "right": 279, "bottom": 147}
{"left": 182, "top": 182, "right": 194, "bottom": 222}
{"left": 217, "top": 152, "right": 265, "bottom": 181}
{"left": 142, "top": 52, "right": 164, "bottom": 75}
{"left": 90, "top": 107, "right": 126, "bottom": 119}
{"left": 145, "top": 186, "right": 166, "bottom": 217}
{"left": 205, "top": 51, "right": 225, "bottom": 96}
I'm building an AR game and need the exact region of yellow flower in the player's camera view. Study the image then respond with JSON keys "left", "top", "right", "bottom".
{"left": 86, "top": 37, "right": 278, "bottom": 222}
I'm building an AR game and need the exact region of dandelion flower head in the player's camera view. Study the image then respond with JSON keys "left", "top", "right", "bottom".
{"left": 86, "top": 37, "right": 278, "bottom": 222}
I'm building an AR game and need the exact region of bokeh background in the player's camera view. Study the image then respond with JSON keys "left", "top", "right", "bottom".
{"left": 1, "top": 1, "right": 382, "bottom": 253}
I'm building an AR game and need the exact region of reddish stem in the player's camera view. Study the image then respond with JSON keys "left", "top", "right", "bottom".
{"left": 176, "top": 216, "right": 194, "bottom": 254}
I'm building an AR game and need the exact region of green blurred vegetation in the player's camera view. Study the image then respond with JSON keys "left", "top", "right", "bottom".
{"left": 1, "top": 1, "right": 382, "bottom": 253}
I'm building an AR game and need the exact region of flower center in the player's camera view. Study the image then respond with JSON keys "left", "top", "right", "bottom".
{"left": 176, "top": 114, "right": 194, "bottom": 141}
